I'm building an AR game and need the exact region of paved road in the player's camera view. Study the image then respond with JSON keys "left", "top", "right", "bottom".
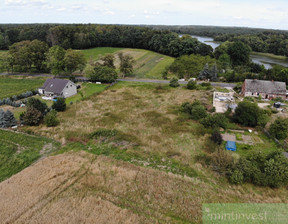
{"left": 0, "top": 73, "right": 236, "bottom": 88}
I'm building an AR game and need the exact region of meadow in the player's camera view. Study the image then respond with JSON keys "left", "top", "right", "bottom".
{"left": 0, "top": 77, "right": 44, "bottom": 99}
{"left": 0, "top": 129, "right": 60, "bottom": 182}
{"left": 81, "top": 47, "right": 174, "bottom": 79}
{"left": 15, "top": 81, "right": 287, "bottom": 223}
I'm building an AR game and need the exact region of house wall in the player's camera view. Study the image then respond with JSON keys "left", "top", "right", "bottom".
{"left": 244, "top": 91, "right": 286, "bottom": 100}
{"left": 61, "top": 81, "right": 77, "bottom": 98}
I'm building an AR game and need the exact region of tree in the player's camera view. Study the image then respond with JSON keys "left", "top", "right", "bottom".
{"left": 29, "top": 40, "right": 49, "bottom": 71}
{"left": 101, "top": 54, "right": 115, "bottom": 68}
{"left": 187, "top": 80, "right": 197, "bottom": 90}
{"left": 23, "top": 107, "right": 42, "bottom": 126}
{"left": 118, "top": 52, "right": 135, "bottom": 76}
{"left": 88, "top": 65, "right": 118, "bottom": 83}
{"left": 46, "top": 45, "right": 66, "bottom": 75}
{"left": 3, "top": 110, "right": 17, "bottom": 127}
{"left": 0, "top": 109, "right": 5, "bottom": 128}
{"left": 44, "top": 110, "right": 59, "bottom": 127}
{"left": 200, "top": 113, "right": 229, "bottom": 129}
{"left": 269, "top": 118, "right": 288, "bottom": 140}
{"left": 233, "top": 101, "right": 263, "bottom": 127}
{"left": 26, "top": 98, "right": 48, "bottom": 115}
{"left": 52, "top": 97, "right": 66, "bottom": 112}
{"left": 227, "top": 41, "right": 251, "bottom": 66}
{"left": 63, "top": 49, "right": 86, "bottom": 73}
{"left": 169, "top": 77, "right": 180, "bottom": 88}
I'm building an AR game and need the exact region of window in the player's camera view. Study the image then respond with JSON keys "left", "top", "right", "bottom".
{"left": 66, "top": 86, "right": 68, "bottom": 88}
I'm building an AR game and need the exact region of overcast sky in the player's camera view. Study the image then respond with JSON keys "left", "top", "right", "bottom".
{"left": 1, "top": 0, "right": 288, "bottom": 30}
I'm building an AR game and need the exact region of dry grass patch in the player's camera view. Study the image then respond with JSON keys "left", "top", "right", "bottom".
{"left": 0, "top": 151, "right": 287, "bottom": 224}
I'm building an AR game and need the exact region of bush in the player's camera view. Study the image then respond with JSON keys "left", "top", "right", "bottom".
{"left": 200, "top": 113, "right": 229, "bottom": 129}
{"left": 0, "top": 109, "right": 17, "bottom": 128}
{"left": 181, "top": 101, "right": 207, "bottom": 120}
{"left": 210, "top": 131, "right": 223, "bottom": 145}
{"left": 44, "top": 110, "right": 59, "bottom": 127}
{"left": 229, "top": 152, "right": 288, "bottom": 188}
{"left": 229, "top": 170, "right": 244, "bottom": 184}
{"left": 187, "top": 80, "right": 197, "bottom": 90}
{"left": 52, "top": 97, "right": 66, "bottom": 112}
{"left": 269, "top": 118, "right": 288, "bottom": 140}
{"left": 169, "top": 77, "right": 180, "bottom": 88}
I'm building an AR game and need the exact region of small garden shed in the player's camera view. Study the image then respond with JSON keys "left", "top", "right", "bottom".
{"left": 226, "top": 141, "right": 236, "bottom": 151}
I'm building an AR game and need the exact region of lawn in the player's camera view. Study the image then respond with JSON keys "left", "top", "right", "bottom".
{"left": 0, "top": 129, "right": 60, "bottom": 182}
{"left": 0, "top": 77, "right": 44, "bottom": 99}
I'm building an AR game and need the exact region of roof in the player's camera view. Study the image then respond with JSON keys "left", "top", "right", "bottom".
{"left": 244, "top": 79, "right": 286, "bottom": 95}
{"left": 40, "top": 79, "right": 72, "bottom": 94}
{"left": 226, "top": 141, "right": 236, "bottom": 151}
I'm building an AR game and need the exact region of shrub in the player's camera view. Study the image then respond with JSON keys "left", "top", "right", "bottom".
{"left": 169, "top": 77, "right": 180, "bottom": 88}
{"left": 269, "top": 118, "right": 288, "bottom": 140}
{"left": 229, "top": 170, "right": 244, "bottom": 184}
{"left": 200, "top": 113, "right": 229, "bottom": 129}
{"left": 187, "top": 80, "right": 197, "bottom": 90}
{"left": 52, "top": 97, "right": 66, "bottom": 112}
{"left": 210, "top": 130, "right": 223, "bottom": 145}
{"left": 181, "top": 101, "right": 207, "bottom": 120}
{"left": 23, "top": 107, "right": 43, "bottom": 126}
{"left": 44, "top": 110, "right": 59, "bottom": 127}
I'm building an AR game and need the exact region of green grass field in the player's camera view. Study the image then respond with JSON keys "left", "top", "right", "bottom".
{"left": 82, "top": 47, "right": 124, "bottom": 61}
{"left": 0, "top": 77, "right": 44, "bottom": 99}
{"left": 0, "top": 129, "right": 60, "bottom": 182}
{"left": 81, "top": 47, "right": 175, "bottom": 79}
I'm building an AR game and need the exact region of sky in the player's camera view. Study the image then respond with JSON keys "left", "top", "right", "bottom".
{"left": 1, "top": 0, "right": 288, "bottom": 30}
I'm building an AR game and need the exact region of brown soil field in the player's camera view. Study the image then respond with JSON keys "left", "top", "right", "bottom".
{"left": 0, "top": 151, "right": 287, "bottom": 224}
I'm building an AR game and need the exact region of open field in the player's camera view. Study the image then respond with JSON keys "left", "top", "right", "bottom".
{"left": 0, "top": 77, "right": 44, "bottom": 99}
{"left": 81, "top": 47, "right": 174, "bottom": 79}
{"left": 0, "top": 151, "right": 287, "bottom": 224}
{"left": 0, "top": 129, "right": 60, "bottom": 182}
{"left": 2, "top": 81, "right": 287, "bottom": 223}
{"left": 251, "top": 51, "right": 288, "bottom": 60}
{"left": 82, "top": 47, "right": 124, "bottom": 61}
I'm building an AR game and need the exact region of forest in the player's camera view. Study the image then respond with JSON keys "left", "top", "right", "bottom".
{"left": 0, "top": 24, "right": 212, "bottom": 57}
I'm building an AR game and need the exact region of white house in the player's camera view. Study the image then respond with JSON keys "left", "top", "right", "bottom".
{"left": 38, "top": 78, "right": 77, "bottom": 98}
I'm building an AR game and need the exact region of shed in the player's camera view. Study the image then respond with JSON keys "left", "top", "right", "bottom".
{"left": 226, "top": 141, "right": 236, "bottom": 151}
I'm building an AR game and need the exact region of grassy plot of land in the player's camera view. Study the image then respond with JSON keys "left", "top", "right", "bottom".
{"left": 81, "top": 47, "right": 124, "bottom": 61}
{"left": 0, "top": 77, "right": 44, "bottom": 99}
{"left": 0, "top": 129, "right": 60, "bottom": 182}
{"left": 116, "top": 49, "right": 174, "bottom": 79}
{"left": 65, "top": 82, "right": 107, "bottom": 104}
{"left": 81, "top": 47, "right": 174, "bottom": 79}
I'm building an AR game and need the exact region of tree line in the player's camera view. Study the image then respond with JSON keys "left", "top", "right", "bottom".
{"left": 0, "top": 24, "right": 212, "bottom": 58}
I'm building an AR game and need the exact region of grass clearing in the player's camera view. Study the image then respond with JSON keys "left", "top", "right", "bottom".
{"left": 0, "top": 129, "right": 60, "bottom": 182}
{"left": 81, "top": 47, "right": 174, "bottom": 79}
{"left": 0, "top": 77, "right": 44, "bottom": 99}
{"left": 81, "top": 47, "right": 124, "bottom": 61}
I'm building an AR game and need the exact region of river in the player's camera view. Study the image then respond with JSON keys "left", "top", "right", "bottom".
{"left": 191, "top": 35, "right": 288, "bottom": 69}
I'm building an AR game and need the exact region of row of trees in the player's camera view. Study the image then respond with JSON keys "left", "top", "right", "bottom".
{"left": 0, "top": 24, "right": 212, "bottom": 58}
{"left": 2, "top": 40, "right": 86, "bottom": 74}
